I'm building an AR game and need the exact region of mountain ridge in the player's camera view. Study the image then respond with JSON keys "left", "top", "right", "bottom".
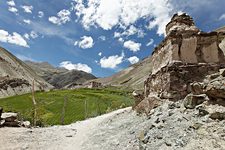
{"left": 25, "top": 61, "right": 97, "bottom": 89}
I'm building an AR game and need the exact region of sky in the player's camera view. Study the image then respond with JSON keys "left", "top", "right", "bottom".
{"left": 0, "top": 0, "right": 225, "bottom": 77}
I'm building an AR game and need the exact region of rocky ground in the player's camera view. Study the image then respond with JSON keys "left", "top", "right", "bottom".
{"left": 1, "top": 99, "right": 224, "bottom": 150}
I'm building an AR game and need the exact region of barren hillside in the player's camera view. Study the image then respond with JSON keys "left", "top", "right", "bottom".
{"left": 0, "top": 47, "right": 53, "bottom": 98}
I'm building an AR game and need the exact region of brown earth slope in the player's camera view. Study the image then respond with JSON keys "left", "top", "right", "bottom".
{"left": 95, "top": 56, "right": 153, "bottom": 90}
{"left": 0, "top": 47, "right": 53, "bottom": 98}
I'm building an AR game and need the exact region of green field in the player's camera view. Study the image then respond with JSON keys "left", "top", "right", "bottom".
{"left": 0, "top": 88, "right": 134, "bottom": 126}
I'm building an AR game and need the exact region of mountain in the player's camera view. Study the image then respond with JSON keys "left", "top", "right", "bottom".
{"left": 0, "top": 47, "right": 53, "bottom": 98}
{"left": 25, "top": 61, "right": 97, "bottom": 89}
{"left": 94, "top": 56, "right": 153, "bottom": 90}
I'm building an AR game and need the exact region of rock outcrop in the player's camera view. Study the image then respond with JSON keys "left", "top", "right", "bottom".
{"left": 135, "top": 13, "right": 225, "bottom": 113}
{"left": 0, "top": 108, "right": 30, "bottom": 128}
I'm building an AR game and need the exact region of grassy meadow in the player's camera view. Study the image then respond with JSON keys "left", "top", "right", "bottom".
{"left": 0, "top": 88, "right": 134, "bottom": 126}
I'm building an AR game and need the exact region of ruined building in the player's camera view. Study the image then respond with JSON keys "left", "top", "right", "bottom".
{"left": 142, "top": 13, "right": 225, "bottom": 104}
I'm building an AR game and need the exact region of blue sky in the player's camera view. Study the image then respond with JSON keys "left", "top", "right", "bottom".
{"left": 0, "top": 0, "right": 225, "bottom": 77}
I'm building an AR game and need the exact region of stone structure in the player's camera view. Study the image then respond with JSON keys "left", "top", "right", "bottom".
{"left": 87, "top": 81, "right": 102, "bottom": 88}
{"left": 143, "top": 13, "right": 225, "bottom": 102}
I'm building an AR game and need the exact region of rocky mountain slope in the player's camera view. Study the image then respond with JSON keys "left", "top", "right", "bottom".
{"left": 95, "top": 56, "right": 153, "bottom": 90}
{"left": 0, "top": 47, "right": 53, "bottom": 98}
{"left": 25, "top": 61, "right": 97, "bottom": 89}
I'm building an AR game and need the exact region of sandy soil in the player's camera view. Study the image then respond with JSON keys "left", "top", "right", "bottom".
{"left": 0, "top": 107, "right": 132, "bottom": 150}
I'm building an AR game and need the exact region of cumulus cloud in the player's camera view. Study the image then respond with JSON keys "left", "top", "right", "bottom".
{"left": 99, "top": 52, "right": 124, "bottom": 69}
{"left": 123, "top": 40, "right": 141, "bottom": 52}
{"left": 98, "top": 52, "right": 102, "bottom": 56}
{"left": 21, "top": 5, "right": 33, "bottom": 13}
{"left": 23, "top": 19, "right": 31, "bottom": 24}
{"left": 8, "top": 7, "right": 18, "bottom": 14}
{"left": 73, "top": 0, "right": 173, "bottom": 35}
{"left": 38, "top": 11, "right": 44, "bottom": 18}
{"left": 48, "top": 9, "right": 71, "bottom": 25}
{"left": 7, "top": 0, "right": 15, "bottom": 7}
{"left": 59, "top": 61, "right": 92, "bottom": 73}
{"left": 128, "top": 56, "right": 139, "bottom": 64}
{"left": 219, "top": 14, "right": 225, "bottom": 20}
{"left": 74, "top": 36, "right": 94, "bottom": 49}
{"left": 0, "top": 29, "right": 29, "bottom": 47}
{"left": 146, "top": 39, "right": 154, "bottom": 46}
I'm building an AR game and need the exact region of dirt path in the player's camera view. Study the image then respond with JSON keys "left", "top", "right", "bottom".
{"left": 0, "top": 107, "right": 132, "bottom": 150}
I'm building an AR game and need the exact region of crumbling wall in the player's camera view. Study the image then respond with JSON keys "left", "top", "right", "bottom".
{"left": 143, "top": 13, "right": 225, "bottom": 102}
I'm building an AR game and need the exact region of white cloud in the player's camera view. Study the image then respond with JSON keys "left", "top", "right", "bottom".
{"left": 30, "top": 31, "right": 38, "bottom": 39}
{"left": 219, "top": 14, "right": 225, "bottom": 20}
{"left": 48, "top": 9, "right": 71, "bottom": 25}
{"left": 114, "top": 25, "right": 145, "bottom": 38}
{"left": 114, "top": 32, "right": 121, "bottom": 38}
{"left": 73, "top": 0, "right": 173, "bottom": 35}
{"left": 38, "top": 11, "right": 44, "bottom": 18}
{"left": 99, "top": 52, "right": 124, "bottom": 69}
{"left": 98, "top": 52, "right": 102, "bottom": 56}
{"left": 23, "top": 19, "right": 31, "bottom": 24}
{"left": 59, "top": 61, "right": 92, "bottom": 73}
{"left": 99, "top": 36, "right": 106, "bottom": 41}
{"left": 8, "top": 7, "right": 18, "bottom": 13}
{"left": 48, "top": 17, "right": 59, "bottom": 24}
{"left": 7, "top": 0, "right": 15, "bottom": 7}
{"left": 146, "top": 39, "right": 154, "bottom": 46}
{"left": 118, "top": 37, "right": 124, "bottom": 42}
{"left": 21, "top": 5, "right": 33, "bottom": 13}
{"left": 128, "top": 56, "right": 139, "bottom": 64}
{"left": 15, "top": 54, "right": 34, "bottom": 61}
{"left": 0, "top": 29, "right": 29, "bottom": 47}
{"left": 23, "top": 31, "right": 38, "bottom": 40}
{"left": 123, "top": 40, "right": 141, "bottom": 52}
{"left": 28, "top": 21, "right": 75, "bottom": 44}
{"left": 74, "top": 36, "right": 94, "bottom": 49}
{"left": 24, "top": 33, "right": 30, "bottom": 39}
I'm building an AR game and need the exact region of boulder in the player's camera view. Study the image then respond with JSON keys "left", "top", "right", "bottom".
{"left": 220, "top": 68, "right": 225, "bottom": 77}
{"left": 3, "top": 121, "right": 20, "bottom": 127}
{"left": 132, "top": 90, "right": 144, "bottom": 109}
{"left": 190, "top": 82, "right": 204, "bottom": 95}
{"left": 205, "top": 78, "right": 225, "bottom": 99}
{"left": 21, "top": 121, "right": 31, "bottom": 128}
{"left": 135, "top": 96, "right": 162, "bottom": 115}
{"left": 183, "top": 94, "right": 209, "bottom": 109}
{"left": 1, "top": 113, "right": 18, "bottom": 120}
{"left": 210, "top": 112, "right": 225, "bottom": 120}
{"left": 1, "top": 113, "right": 19, "bottom": 127}
{"left": 0, "top": 107, "right": 2, "bottom": 118}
